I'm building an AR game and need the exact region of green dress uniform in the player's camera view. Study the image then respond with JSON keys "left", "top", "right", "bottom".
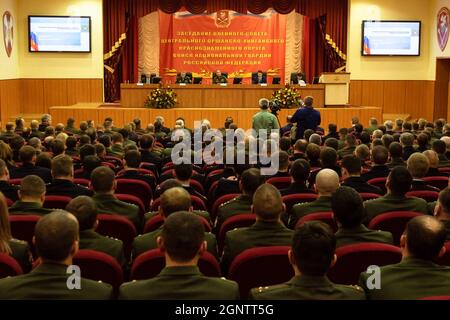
{"left": 79, "top": 229, "right": 126, "bottom": 267}
{"left": 289, "top": 196, "right": 332, "bottom": 229}
{"left": 108, "top": 144, "right": 124, "bottom": 158}
{"left": 9, "top": 239, "right": 33, "bottom": 273}
{"left": 92, "top": 193, "right": 141, "bottom": 230}
{"left": 176, "top": 75, "right": 192, "bottom": 84}
{"left": 122, "top": 139, "right": 136, "bottom": 149}
{"left": 337, "top": 146, "right": 356, "bottom": 160}
{"left": 252, "top": 110, "right": 280, "bottom": 132}
{"left": 250, "top": 275, "right": 365, "bottom": 300}
{"left": 438, "top": 154, "right": 450, "bottom": 168}
{"left": 387, "top": 157, "right": 406, "bottom": 168}
{"left": 221, "top": 221, "right": 294, "bottom": 275}
{"left": 363, "top": 194, "right": 429, "bottom": 224}
{"left": 212, "top": 75, "right": 228, "bottom": 84}
{"left": 215, "top": 195, "right": 253, "bottom": 233}
{"left": 359, "top": 257, "right": 450, "bottom": 300}
{"left": 8, "top": 201, "right": 53, "bottom": 216}
{"left": 335, "top": 225, "right": 393, "bottom": 248}
{"left": 132, "top": 226, "right": 218, "bottom": 260}
{"left": 0, "top": 263, "right": 112, "bottom": 299}
{"left": 119, "top": 266, "right": 239, "bottom": 299}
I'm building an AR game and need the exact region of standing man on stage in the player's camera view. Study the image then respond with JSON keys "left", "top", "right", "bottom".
{"left": 252, "top": 98, "right": 280, "bottom": 135}
{"left": 291, "top": 96, "right": 321, "bottom": 141}
{"left": 176, "top": 72, "right": 192, "bottom": 84}
{"left": 252, "top": 70, "right": 267, "bottom": 84}
{"left": 212, "top": 70, "right": 228, "bottom": 84}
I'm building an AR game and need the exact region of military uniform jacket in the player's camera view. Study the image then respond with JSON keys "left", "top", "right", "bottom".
{"left": 360, "top": 258, "right": 450, "bottom": 300}
{"left": 221, "top": 221, "right": 294, "bottom": 274}
{"left": 9, "top": 201, "right": 53, "bottom": 216}
{"left": 341, "top": 176, "right": 383, "bottom": 195}
{"left": 119, "top": 266, "right": 239, "bottom": 299}
{"left": 10, "top": 163, "right": 52, "bottom": 183}
{"left": 337, "top": 146, "right": 356, "bottom": 160}
{"left": 215, "top": 194, "right": 252, "bottom": 233}
{"left": 108, "top": 144, "right": 124, "bottom": 158}
{"left": 250, "top": 275, "right": 365, "bottom": 300}
{"left": 361, "top": 165, "right": 391, "bottom": 182}
{"left": 9, "top": 239, "right": 32, "bottom": 273}
{"left": 335, "top": 225, "right": 393, "bottom": 248}
{"left": 0, "top": 180, "right": 19, "bottom": 201}
{"left": 132, "top": 226, "right": 218, "bottom": 260}
{"left": 79, "top": 229, "right": 126, "bottom": 267}
{"left": 289, "top": 196, "right": 332, "bottom": 229}
{"left": 212, "top": 75, "right": 228, "bottom": 84}
{"left": 438, "top": 154, "right": 450, "bottom": 168}
{"left": 387, "top": 157, "right": 406, "bottom": 169}
{"left": 0, "top": 263, "right": 112, "bottom": 299}
{"left": 280, "top": 182, "right": 316, "bottom": 197}
{"left": 363, "top": 194, "right": 429, "bottom": 224}
{"left": 92, "top": 193, "right": 141, "bottom": 229}
{"left": 252, "top": 110, "right": 280, "bottom": 132}
{"left": 46, "top": 179, "right": 93, "bottom": 198}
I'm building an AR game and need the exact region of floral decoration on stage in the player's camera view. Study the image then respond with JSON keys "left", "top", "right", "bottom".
{"left": 271, "top": 84, "right": 302, "bottom": 108}
{"left": 145, "top": 85, "right": 177, "bottom": 109}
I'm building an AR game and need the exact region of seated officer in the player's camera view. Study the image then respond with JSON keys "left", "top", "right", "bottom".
{"left": 341, "top": 155, "right": 383, "bottom": 195}
{"left": 46, "top": 155, "right": 93, "bottom": 198}
{"left": 117, "top": 150, "right": 156, "bottom": 191}
{"left": 387, "top": 142, "right": 406, "bottom": 169}
{"left": 221, "top": 184, "right": 294, "bottom": 275}
{"left": 91, "top": 167, "right": 140, "bottom": 229}
{"left": 433, "top": 140, "right": 450, "bottom": 167}
{"left": 10, "top": 145, "right": 52, "bottom": 183}
{"left": 251, "top": 70, "right": 267, "bottom": 84}
{"left": 0, "top": 159, "right": 19, "bottom": 201}
{"left": 173, "top": 163, "right": 207, "bottom": 204}
{"left": 360, "top": 216, "right": 450, "bottom": 299}
{"left": 250, "top": 221, "right": 365, "bottom": 300}
{"left": 433, "top": 188, "right": 450, "bottom": 240}
{"left": 175, "top": 71, "right": 192, "bottom": 84}
{"left": 280, "top": 159, "right": 316, "bottom": 196}
{"left": 212, "top": 70, "right": 228, "bottom": 84}
{"left": 133, "top": 187, "right": 217, "bottom": 260}
{"left": 361, "top": 146, "right": 391, "bottom": 182}
{"left": 364, "top": 166, "right": 429, "bottom": 223}
{"left": 0, "top": 210, "right": 112, "bottom": 299}
{"left": 332, "top": 186, "right": 393, "bottom": 247}
{"left": 120, "top": 211, "right": 239, "bottom": 299}
{"left": 9, "top": 175, "right": 53, "bottom": 216}
{"left": 424, "top": 150, "right": 449, "bottom": 177}
{"left": 66, "top": 196, "right": 125, "bottom": 267}
{"left": 289, "top": 169, "right": 340, "bottom": 229}
{"left": 407, "top": 153, "right": 440, "bottom": 192}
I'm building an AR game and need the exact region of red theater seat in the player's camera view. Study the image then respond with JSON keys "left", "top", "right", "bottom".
{"left": 296, "top": 212, "right": 337, "bottom": 232}
{"left": 218, "top": 214, "right": 256, "bottom": 254}
{"left": 282, "top": 194, "right": 318, "bottom": 214}
{"left": 0, "top": 253, "right": 23, "bottom": 278}
{"left": 406, "top": 190, "right": 439, "bottom": 203}
{"left": 43, "top": 195, "right": 72, "bottom": 209}
{"left": 115, "top": 179, "right": 153, "bottom": 211}
{"left": 267, "top": 177, "right": 292, "bottom": 190}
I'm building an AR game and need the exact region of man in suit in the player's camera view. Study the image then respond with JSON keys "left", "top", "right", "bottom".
{"left": 250, "top": 221, "right": 365, "bottom": 300}
{"left": 341, "top": 155, "right": 383, "bottom": 195}
{"left": 9, "top": 175, "right": 53, "bottom": 216}
{"left": 291, "top": 96, "right": 320, "bottom": 141}
{"left": 0, "top": 159, "right": 18, "bottom": 201}
{"left": 252, "top": 70, "right": 267, "bottom": 84}
{"left": 434, "top": 188, "right": 450, "bottom": 240}
{"left": 212, "top": 70, "right": 228, "bottom": 84}
{"left": 333, "top": 186, "right": 393, "bottom": 247}
{"left": 221, "top": 184, "right": 294, "bottom": 274}
{"left": 91, "top": 167, "right": 141, "bottom": 229}
{"left": 10, "top": 145, "right": 52, "bottom": 183}
{"left": 290, "top": 72, "right": 306, "bottom": 85}
{"left": 364, "top": 166, "right": 429, "bottom": 223}
{"left": 289, "top": 169, "right": 340, "bottom": 229}
{"left": 360, "top": 216, "right": 450, "bottom": 299}
{"left": 132, "top": 187, "right": 217, "bottom": 260}
{"left": 424, "top": 150, "right": 449, "bottom": 177}
{"left": 407, "top": 153, "right": 440, "bottom": 192}
{"left": 361, "top": 146, "right": 391, "bottom": 182}
{"left": 66, "top": 196, "right": 125, "bottom": 267}
{"left": 280, "top": 159, "right": 315, "bottom": 196}
{"left": 120, "top": 212, "right": 239, "bottom": 299}
{"left": 46, "top": 155, "right": 93, "bottom": 198}
{"left": 117, "top": 150, "right": 156, "bottom": 191}
{"left": 176, "top": 71, "right": 192, "bottom": 84}
{"left": 0, "top": 210, "right": 112, "bottom": 299}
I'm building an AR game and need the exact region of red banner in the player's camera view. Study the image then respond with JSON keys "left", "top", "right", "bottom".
{"left": 159, "top": 9, "right": 286, "bottom": 83}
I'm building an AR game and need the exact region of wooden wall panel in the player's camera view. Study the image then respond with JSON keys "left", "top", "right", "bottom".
{"left": 43, "top": 79, "right": 68, "bottom": 109}
{"left": 0, "top": 80, "right": 21, "bottom": 126}
{"left": 90, "top": 79, "right": 103, "bottom": 102}
{"left": 360, "top": 80, "right": 385, "bottom": 108}
{"left": 67, "top": 79, "right": 92, "bottom": 105}
{"left": 349, "top": 80, "right": 362, "bottom": 106}
{"left": 383, "top": 81, "right": 407, "bottom": 115}
{"left": 21, "top": 79, "right": 45, "bottom": 115}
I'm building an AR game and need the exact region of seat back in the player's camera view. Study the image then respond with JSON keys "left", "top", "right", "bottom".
{"left": 368, "top": 211, "right": 424, "bottom": 246}
{"left": 435, "top": 242, "right": 450, "bottom": 266}
{"left": 9, "top": 179, "right": 22, "bottom": 186}
{"left": 210, "top": 194, "right": 240, "bottom": 222}
{"left": 218, "top": 214, "right": 256, "bottom": 254}
{"left": 130, "top": 249, "right": 220, "bottom": 280}
{"left": 115, "top": 179, "right": 152, "bottom": 211}
{"left": 190, "top": 180, "right": 205, "bottom": 195}
{"left": 406, "top": 190, "right": 439, "bottom": 202}
{"left": 191, "top": 195, "right": 207, "bottom": 211}
{"left": 282, "top": 194, "right": 318, "bottom": 213}
{"left": 327, "top": 243, "right": 402, "bottom": 285}
{"left": 266, "top": 177, "right": 292, "bottom": 190}
{"left": 359, "top": 193, "right": 381, "bottom": 201}
{"left": 117, "top": 168, "right": 155, "bottom": 178}
{"left": 73, "top": 178, "right": 90, "bottom": 187}
{"left": 0, "top": 253, "right": 23, "bottom": 278}
{"left": 423, "top": 176, "right": 449, "bottom": 190}
{"left": 228, "top": 246, "right": 293, "bottom": 299}
{"left": 9, "top": 215, "right": 40, "bottom": 247}
{"left": 296, "top": 212, "right": 337, "bottom": 232}
{"left": 144, "top": 214, "right": 212, "bottom": 234}
{"left": 367, "top": 178, "right": 387, "bottom": 193}
{"left": 115, "top": 194, "right": 146, "bottom": 218}
{"left": 139, "top": 162, "right": 158, "bottom": 177}
{"left": 43, "top": 195, "right": 72, "bottom": 209}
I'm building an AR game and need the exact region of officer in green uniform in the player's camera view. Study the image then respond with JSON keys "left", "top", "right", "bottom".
{"left": 363, "top": 166, "right": 429, "bottom": 224}
{"left": 432, "top": 188, "right": 450, "bottom": 240}
{"left": 214, "top": 168, "right": 265, "bottom": 232}
{"left": 109, "top": 133, "right": 125, "bottom": 159}
{"left": 337, "top": 134, "right": 357, "bottom": 160}
{"left": 9, "top": 175, "right": 53, "bottom": 216}
{"left": 0, "top": 211, "right": 112, "bottom": 299}
{"left": 120, "top": 212, "right": 239, "bottom": 299}
{"left": 133, "top": 187, "right": 218, "bottom": 260}
{"left": 332, "top": 186, "right": 393, "bottom": 247}
{"left": 250, "top": 221, "right": 365, "bottom": 300}
{"left": 91, "top": 167, "right": 141, "bottom": 229}
{"left": 221, "top": 184, "right": 294, "bottom": 274}
{"left": 176, "top": 71, "right": 192, "bottom": 84}
{"left": 66, "top": 196, "right": 126, "bottom": 267}
{"left": 212, "top": 70, "right": 228, "bottom": 84}
{"left": 360, "top": 216, "right": 450, "bottom": 299}
{"left": 289, "top": 169, "right": 340, "bottom": 228}
{"left": 252, "top": 98, "right": 280, "bottom": 134}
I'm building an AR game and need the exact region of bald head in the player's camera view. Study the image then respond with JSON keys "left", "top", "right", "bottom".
{"left": 315, "top": 169, "right": 340, "bottom": 195}
{"left": 404, "top": 216, "right": 446, "bottom": 260}
{"left": 160, "top": 187, "right": 192, "bottom": 217}
{"left": 423, "top": 150, "right": 439, "bottom": 169}
{"left": 252, "top": 184, "right": 284, "bottom": 220}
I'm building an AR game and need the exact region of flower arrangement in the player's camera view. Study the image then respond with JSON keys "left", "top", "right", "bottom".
{"left": 144, "top": 86, "right": 177, "bottom": 109}
{"left": 271, "top": 84, "right": 302, "bottom": 108}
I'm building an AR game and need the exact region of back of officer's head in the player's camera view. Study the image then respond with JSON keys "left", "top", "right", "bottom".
{"left": 20, "top": 175, "right": 46, "bottom": 201}
{"left": 292, "top": 221, "right": 336, "bottom": 276}
{"left": 34, "top": 210, "right": 79, "bottom": 262}
{"left": 160, "top": 211, "right": 205, "bottom": 263}
{"left": 438, "top": 188, "right": 450, "bottom": 217}
{"left": 91, "top": 167, "right": 115, "bottom": 194}
{"left": 371, "top": 145, "right": 389, "bottom": 165}
{"left": 19, "top": 145, "right": 36, "bottom": 163}
{"left": 403, "top": 216, "right": 446, "bottom": 260}
{"left": 174, "top": 163, "right": 193, "bottom": 181}
{"left": 341, "top": 155, "right": 362, "bottom": 176}
{"left": 290, "top": 159, "right": 310, "bottom": 183}
{"left": 252, "top": 184, "right": 284, "bottom": 221}
{"left": 66, "top": 196, "right": 98, "bottom": 231}
{"left": 240, "top": 168, "right": 264, "bottom": 196}
{"left": 160, "top": 187, "right": 192, "bottom": 217}
{"left": 332, "top": 186, "right": 364, "bottom": 228}
{"left": 124, "top": 150, "right": 141, "bottom": 169}
{"left": 387, "top": 166, "right": 412, "bottom": 196}
{"left": 51, "top": 154, "right": 73, "bottom": 179}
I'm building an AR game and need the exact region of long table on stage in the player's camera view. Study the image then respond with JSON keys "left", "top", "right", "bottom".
{"left": 120, "top": 83, "right": 326, "bottom": 108}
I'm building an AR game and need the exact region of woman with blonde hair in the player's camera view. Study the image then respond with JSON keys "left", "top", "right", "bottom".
{"left": 0, "top": 192, "right": 32, "bottom": 272}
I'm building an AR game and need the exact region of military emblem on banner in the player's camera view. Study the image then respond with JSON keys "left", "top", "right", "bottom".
{"left": 2, "top": 11, "right": 13, "bottom": 57}
{"left": 215, "top": 10, "right": 231, "bottom": 28}
{"left": 438, "top": 7, "right": 450, "bottom": 52}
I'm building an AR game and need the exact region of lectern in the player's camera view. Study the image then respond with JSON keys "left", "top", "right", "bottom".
{"left": 319, "top": 72, "right": 351, "bottom": 106}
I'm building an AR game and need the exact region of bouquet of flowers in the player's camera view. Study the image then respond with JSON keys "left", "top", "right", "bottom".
{"left": 145, "top": 86, "right": 177, "bottom": 109}
{"left": 271, "top": 84, "right": 302, "bottom": 109}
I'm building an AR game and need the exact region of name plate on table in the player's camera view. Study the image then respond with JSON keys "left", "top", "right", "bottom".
{"left": 220, "top": 83, "right": 227, "bottom": 87}
{"left": 136, "top": 83, "right": 144, "bottom": 86}
{"left": 260, "top": 83, "right": 268, "bottom": 87}
{"left": 178, "top": 83, "right": 187, "bottom": 86}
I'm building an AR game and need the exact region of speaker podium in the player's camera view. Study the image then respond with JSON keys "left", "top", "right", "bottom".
{"left": 319, "top": 72, "right": 351, "bottom": 106}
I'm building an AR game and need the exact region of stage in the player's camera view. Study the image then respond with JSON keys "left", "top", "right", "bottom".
{"left": 49, "top": 103, "right": 382, "bottom": 131}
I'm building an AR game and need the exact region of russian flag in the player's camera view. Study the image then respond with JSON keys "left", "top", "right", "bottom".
{"left": 30, "top": 32, "right": 39, "bottom": 51}
{"left": 363, "top": 36, "right": 371, "bottom": 55}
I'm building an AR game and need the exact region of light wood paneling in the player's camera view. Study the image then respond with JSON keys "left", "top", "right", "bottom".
{"left": 67, "top": 79, "right": 92, "bottom": 105}
{"left": 90, "top": 79, "right": 103, "bottom": 102}
{"left": 0, "top": 79, "right": 21, "bottom": 126}
{"left": 21, "top": 79, "right": 45, "bottom": 114}
{"left": 44, "top": 79, "right": 68, "bottom": 109}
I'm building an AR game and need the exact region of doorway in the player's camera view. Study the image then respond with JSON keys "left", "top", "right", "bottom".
{"left": 435, "top": 58, "right": 450, "bottom": 121}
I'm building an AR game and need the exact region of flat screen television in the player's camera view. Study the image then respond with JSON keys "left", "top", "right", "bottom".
{"left": 28, "top": 16, "right": 91, "bottom": 52}
{"left": 361, "top": 20, "right": 421, "bottom": 56}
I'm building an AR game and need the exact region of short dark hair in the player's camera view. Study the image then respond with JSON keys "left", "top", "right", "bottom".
{"left": 98, "top": 135, "right": 111, "bottom": 148}
{"left": 79, "top": 135, "right": 91, "bottom": 146}
{"left": 292, "top": 221, "right": 336, "bottom": 276}
{"left": 290, "top": 159, "right": 310, "bottom": 183}
{"left": 140, "top": 134, "right": 154, "bottom": 149}
{"left": 79, "top": 144, "right": 96, "bottom": 161}
{"left": 341, "top": 155, "right": 361, "bottom": 175}
{"left": 382, "top": 134, "right": 394, "bottom": 149}
{"left": 306, "top": 144, "right": 321, "bottom": 162}
{"left": 157, "top": 178, "right": 182, "bottom": 195}
{"left": 388, "top": 166, "right": 412, "bottom": 196}
{"left": 174, "top": 163, "right": 193, "bottom": 181}
{"left": 405, "top": 216, "right": 446, "bottom": 260}
{"left": 118, "top": 128, "right": 129, "bottom": 139}
{"left": 124, "top": 150, "right": 141, "bottom": 168}
{"left": 66, "top": 196, "right": 97, "bottom": 230}
{"left": 360, "top": 132, "right": 371, "bottom": 145}
{"left": 389, "top": 142, "right": 403, "bottom": 158}
{"left": 91, "top": 167, "right": 115, "bottom": 193}
{"left": 277, "top": 151, "right": 289, "bottom": 171}
{"left": 279, "top": 137, "right": 291, "bottom": 152}
{"left": 36, "top": 153, "right": 52, "bottom": 169}
{"left": 241, "top": 168, "right": 264, "bottom": 195}
{"left": 51, "top": 155, "right": 73, "bottom": 178}
{"left": 19, "top": 145, "right": 36, "bottom": 163}
{"left": 417, "top": 133, "right": 429, "bottom": 147}
{"left": 112, "top": 132, "right": 123, "bottom": 143}
{"left": 160, "top": 187, "right": 191, "bottom": 217}
{"left": 371, "top": 146, "right": 389, "bottom": 165}
{"left": 83, "top": 155, "right": 101, "bottom": 176}
{"left": 161, "top": 211, "right": 205, "bottom": 262}
{"left": 433, "top": 140, "right": 447, "bottom": 155}
{"left": 50, "top": 139, "right": 65, "bottom": 156}
{"left": 294, "top": 139, "right": 308, "bottom": 152}
{"left": 324, "top": 137, "right": 339, "bottom": 151}
{"left": 439, "top": 188, "right": 450, "bottom": 214}
{"left": 20, "top": 175, "right": 45, "bottom": 198}
{"left": 304, "top": 129, "right": 314, "bottom": 141}
{"left": 66, "top": 136, "right": 77, "bottom": 149}
{"left": 252, "top": 184, "right": 283, "bottom": 220}
{"left": 332, "top": 186, "right": 364, "bottom": 228}
{"left": 328, "top": 123, "right": 337, "bottom": 133}
{"left": 320, "top": 147, "right": 338, "bottom": 167}
{"left": 35, "top": 210, "right": 79, "bottom": 261}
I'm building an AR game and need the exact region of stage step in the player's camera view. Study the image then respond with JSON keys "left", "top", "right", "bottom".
{"left": 7, "top": 113, "right": 44, "bottom": 124}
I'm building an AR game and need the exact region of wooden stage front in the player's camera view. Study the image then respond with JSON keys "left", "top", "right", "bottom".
{"left": 49, "top": 103, "right": 382, "bottom": 131}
